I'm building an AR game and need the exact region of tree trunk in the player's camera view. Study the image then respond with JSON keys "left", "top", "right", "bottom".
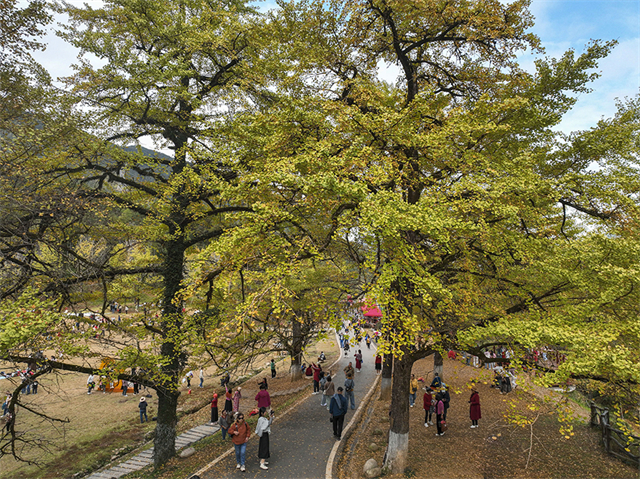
{"left": 434, "top": 351, "right": 443, "bottom": 380}
{"left": 154, "top": 387, "right": 180, "bottom": 468}
{"left": 153, "top": 234, "right": 186, "bottom": 467}
{"left": 289, "top": 319, "right": 303, "bottom": 381}
{"left": 383, "top": 349, "right": 412, "bottom": 474}
{"left": 379, "top": 354, "right": 393, "bottom": 400}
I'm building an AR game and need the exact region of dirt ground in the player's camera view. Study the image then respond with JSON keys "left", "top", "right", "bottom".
{"left": 339, "top": 356, "right": 637, "bottom": 479}
{"left": 0, "top": 334, "right": 340, "bottom": 479}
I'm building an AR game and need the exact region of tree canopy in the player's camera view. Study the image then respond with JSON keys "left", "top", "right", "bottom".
{"left": 1, "top": 0, "right": 639, "bottom": 472}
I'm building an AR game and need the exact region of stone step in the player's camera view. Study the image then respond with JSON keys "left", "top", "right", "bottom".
{"left": 182, "top": 429, "right": 207, "bottom": 437}
{"left": 87, "top": 473, "right": 118, "bottom": 479}
{"left": 108, "top": 466, "right": 131, "bottom": 475}
{"left": 193, "top": 425, "right": 218, "bottom": 433}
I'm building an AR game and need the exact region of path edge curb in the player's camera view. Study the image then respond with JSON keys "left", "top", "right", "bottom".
{"left": 325, "top": 371, "right": 381, "bottom": 479}
{"left": 188, "top": 330, "right": 343, "bottom": 478}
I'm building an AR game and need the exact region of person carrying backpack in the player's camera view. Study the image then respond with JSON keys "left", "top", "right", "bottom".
{"left": 344, "top": 377, "right": 356, "bottom": 410}
{"left": 329, "top": 387, "right": 348, "bottom": 440}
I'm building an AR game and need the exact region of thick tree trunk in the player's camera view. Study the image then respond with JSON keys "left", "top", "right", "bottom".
{"left": 153, "top": 233, "right": 186, "bottom": 467}
{"left": 379, "top": 354, "right": 393, "bottom": 400}
{"left": 154, "top": 387, "right": 180, "bottom": 468}
{"left": 434, "top": 351, "right": 443, "bottom": 380}
{"left": 289, "top": 319, "right": 303, "bottom": 381}
{"left": 383, "top": 349, "right": 412, "bottom": 474}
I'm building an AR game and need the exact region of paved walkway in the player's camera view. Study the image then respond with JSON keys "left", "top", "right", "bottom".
{"left": 85, "top": 329, "right": 378, "bottom": 479}
{"left": 200, "top": 333, "right": 378, "bottom": 479}
{"left": 86, "top": 423, "right": 220, "bottom": 479}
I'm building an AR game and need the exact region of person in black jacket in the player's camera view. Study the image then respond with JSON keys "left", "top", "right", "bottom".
{"left": 329, "top": 387, "right": 348, "bottom": 440}
{"left": 442, "top": 385, "right": 451, "bottom": 421}
{"left": 138, "top": 397, "right": 148, "bottom": 423}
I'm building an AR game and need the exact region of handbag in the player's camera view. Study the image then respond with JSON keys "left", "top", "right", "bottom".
{"left": 441, "top": 420, "right": 448, "bottom": 431}
{"left": 329, "top": 415, "right": 333, "bottom": 423}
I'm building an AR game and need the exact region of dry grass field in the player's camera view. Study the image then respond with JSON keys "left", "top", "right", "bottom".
{"left": 0, "top": 334, "right": 340, "bottom": 479}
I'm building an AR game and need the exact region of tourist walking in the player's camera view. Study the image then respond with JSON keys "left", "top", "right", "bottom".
{"left": 255, "top": 407, "right": 274, "bottom": 470}
{"left": 354, "top": 350, "right": 363, "bottom": 372}
{"left": 435, "top": 393, "right": 445, "bottom": 436}
{"left": 255, "top": 383, "right": 271, "bottom": 411}
{"left": 343, "top": 362, "right": 354, "bottom": 379}
{"left": 409, "top": 374, "right": 419, "bottom": 407}
{"left": 229, "top": 412, "right": 251, "bottom": 472}
{"left": 442, "top": 385, "right": 451, "bottom": 420}
{"left": 211, "top": 392, "right": 219, "bottom": 424}
{"left": 319, "top": 372, "right": 328, "bottom": 406}
{"left": 232, "top": 387, "right": 242, "bottom": 412}
{"left": 344, "top": 376, "right": 356, "bottom": 410}
{"left": 139, "top": 397, "right": 148, "bottom": 423}
{"left": 87, "top": 374, "right": 95, "bottom": 394}
{"left": 423, "top": 387, "right": 434, "bottom": 427}
{"left": 219, "top": 409, "right": 230, "bottom": 440}
{"left": 270, "top": 359, "right": 276, "bottom": 378}
{"left": 311, "top": 363, "right": 322, "bottom": 394}
{"left": 375, "top": 355, "right": 382, "bottom": 374}
{"left": 329, "top": 387, "right": 348, "bottom": 440}
{"left": 469, "top": 387, "right": 481, "bottom": 428}
{"left": 224, "top": 385, "right": 233, "bottom": 412}
{"left": 323, "top": 376, "right": 335, "bottom": 410}
{"left": 121, "top": 379, "right": 128, "bottom": 396}
{"left": 199, "top": 368, "right": 205, "bottom": 388}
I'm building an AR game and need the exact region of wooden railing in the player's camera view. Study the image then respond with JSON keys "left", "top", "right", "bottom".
{"left": 590, "top": 402, "right": 640, "bottom": 469}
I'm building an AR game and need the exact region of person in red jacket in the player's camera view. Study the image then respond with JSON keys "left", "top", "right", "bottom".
{"left": 210, "top": 392, "right": 219, "bottom": 424}
{"left": 423, "top": 387, "right": 434, "bottom": 427}
{"left": 311, "top": 363, "right": 322, "bottom": 394}
{"left": 469, "top": 387, "right": 481, "bottom": 428}
{"left": 224, "top": 385, "right": 233, "bottom": 412}
{"left": 255, "top": 384, "right": 271, "bottom": 411}
{"left": 229, "top": 412, "right": 251, "bottom": 471}
{"left": 374, "top": 355, "right": 382, "bottom": 375}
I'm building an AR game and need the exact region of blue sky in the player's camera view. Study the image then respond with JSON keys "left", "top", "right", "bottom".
{"left": 34, "top": 0, "right": 639, "bottom": 134}
{"left": 525, "top": 0, "right": 640, "bottom": 132}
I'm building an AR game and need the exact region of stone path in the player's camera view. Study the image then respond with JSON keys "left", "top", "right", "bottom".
{"left": 86, "top": 423, "right": 220, "bottom": 479}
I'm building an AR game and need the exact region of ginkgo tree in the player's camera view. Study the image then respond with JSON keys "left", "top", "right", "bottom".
{"left": 234, "top": 0, "right": 640, "bottom": 473}
{"left": 1, "top": 0, "right": 271, "bottom": 468}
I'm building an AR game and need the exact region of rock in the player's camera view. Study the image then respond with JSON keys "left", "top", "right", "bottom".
{"left": 365, "top": 467, "right": 382, "bottom": 478}
{"left": 368, "top": 442, "right": 379, "bottom": 452}
{"left": 180, "top": 447, "right": 196, "bottom": 458}
{"left": 372, "top": 428, "right": 383, "bottom": 436}
{"left": 363, "top": 458, "right": 378, "bottom": 475}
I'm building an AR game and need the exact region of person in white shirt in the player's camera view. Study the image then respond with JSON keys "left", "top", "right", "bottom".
{"left": 255, "top": 407, "right": 274, "bottom": 470}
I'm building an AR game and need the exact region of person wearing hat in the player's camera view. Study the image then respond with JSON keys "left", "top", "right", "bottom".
{"left": 329, "top": 387, "right": 348, "bottom": 440}
{"left": 138, "top": 397, "right": 148, "bottom": 423}
{"left": 469, "top": 387, "right": 481, "bottom": 428}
